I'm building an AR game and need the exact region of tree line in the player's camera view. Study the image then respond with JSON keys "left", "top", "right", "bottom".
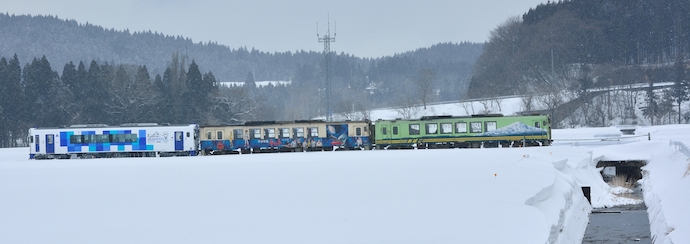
{"left": 0, "top": 46, "right": 482, "bottom": 147}
{"left": 470, "top": 0, "right": 690, "bottom": 98}
{"left": 0, "top": 53, "right": 217, "bottom": 147}
{"left": 467, "top": 0, "right": 690, "bottom": 128}
{"left": 0, "top": 13, "right": 482, "bottom": 102}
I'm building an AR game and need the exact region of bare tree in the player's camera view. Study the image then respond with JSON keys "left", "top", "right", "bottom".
{"left": 208, "top": 85, "right": 260, "bottom": 123}
{"left": 395, "top": 87, "right": 421, "bottom": 119}
{"left": 537, "top": 87, "right": 565, "bottom": 127}
{"left": 492, "top": 98, "right": 503, "bottom": 112}
{"left": 520, "top": 95, "right": 535, "bottom": 112}
{"left": 395, "top": 106, "right": 420, "bottom": 120}
{"left": 478, "top": 100, "right": 492, "bottom": 114}
{"left": 107, "top": 65, "right": 158, "bottom": 124}
{"left": 458, "top": 102, "right": 475, "bottom": 115}
{"left": 415, "top": 69, "right": 436, "bottom": 109}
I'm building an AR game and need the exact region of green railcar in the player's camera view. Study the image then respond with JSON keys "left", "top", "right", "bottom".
{"left": 373, "top": 114, "right": 551, "bottom": 149}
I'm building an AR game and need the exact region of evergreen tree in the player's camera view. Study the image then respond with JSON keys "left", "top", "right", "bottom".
{"left": 670, "top": 58, "right": 689, "bottom": 123}
{"left": 61, "top": 61, "right": 77, "bottom": 90}
{"left": 159, "top": 67, "right": 176, "bottom": 123}
{"left": 5, "top": 55, "right": 24, "bottom": 145}
{"left": 152, "top": 73, "right": 169, "bottom": 123}
{"left": 83, "top": 60, "right": 110, "bottom": 124}
{"left": 134, "top": 65, "right": 157, "bottom": 121}
{"left": 23, "top": 56, "right": 58, "bottom": 126}
{"left": 245, "top": 71, "right": 257, "bottom": 90}
{"left": 0, "top": 57, "right": 8, "bottom": 146}
{"left": 642, "top": 77, "right": 658, "bottom": 125}
{"left": 184, "top": 60, "right": 203, "bottom": 123}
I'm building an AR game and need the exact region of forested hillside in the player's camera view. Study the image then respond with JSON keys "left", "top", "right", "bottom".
{"left": 0, "top": 13, "right": 482, "bottom": 147}
{"left": 468, "top": 0, "right": 690, "bottom": 129}
{"left": 0, "top": 13, "right": 324, "bottom": 82}
{"left": 469, "top": 0, "right": 690, "bottom": 98}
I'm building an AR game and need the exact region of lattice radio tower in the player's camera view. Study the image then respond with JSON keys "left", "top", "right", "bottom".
{"left": 317, "top": 15, "right": 335, "bottom": 121}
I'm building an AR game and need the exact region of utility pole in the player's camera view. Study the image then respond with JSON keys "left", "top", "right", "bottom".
{"left": 317, "top": 15, "right": 336, "bottom": 121}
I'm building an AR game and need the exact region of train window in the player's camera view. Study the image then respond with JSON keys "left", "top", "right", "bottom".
{"left": 535, "top": 122, "right": 540, "bottom": 128}
{"left": 234, "top": 129, "right": 243, "bottom": 140}
{"left": 186, "top": 132, "right": 190, "bottom": 137}
{"left": 217, "top": 131, "right": 223, "bottom": 140}
{"left": 470, "top": 122, "right": 482, "bottom": 133}
{"left": 356, "top": 127, "right": 362, "bottom": 136}
{"left": 35, "top": 135, "right": 39, "bottom": 145}
{"left": 382, "top": 127, "right": 387, "bottom": 135}
{"left": 280, "top": 128, "right": 290, "bottom": 138}
{"left": 409, "top": 124, "right": 420, "bottom": 135}
{"left": 485, "top": 121, "right": 497, "bottom": 132}
{"left": 441, "top": 123, "right": 452, "bottom": 134}
{"left": 456, "top": 122, "right": 467, "bottom": 133}
{"left": 97, "top": 134, "right": 109, "bottom": 143}
{"left": 176, "top": 132, "right": 182, "bottom": 141}
{"left": 126, "top": 134, "right": 138, "bottom": 142}
{"left": 87, "top": 135, "right": 95, "bottom": 143}
{"left": 393, "top": 126, "right": 398, "bottom": 135}
{"left": 110, "top": 134, "right": 122, "bottom": 143}
{"left": 308, "top": 127, "right": 319, "bottom": 137}
{"left": 83, "top": 134, "right": 92, "bottom": 143}
{"left": 70, "top": 135, "right": 83, "bottom": 144}
{"left": 265, "top": 128, "right": 276, "bottom": 139}
{"left": 426, "top": 123, "right": 438, "bottom": 134}
{"left": 251, "top": 129, "right": 261, "bottom": 139}
{"left": 294, "top": 128, "right": 304, "bottom": 138}
{"left": 47, "top": 135, "right": 53, "bottom": 144}
{"left": 364, "top": 126, "right": 367, "bottom": 132}
{"left": 206, "top": 131, "right": 212, "bottom": 140}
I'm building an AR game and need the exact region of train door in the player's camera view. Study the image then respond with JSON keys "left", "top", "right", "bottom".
{"left": 45, "top": 134, "right": 55, "bottom": 154}
{"left": 381, "top": 125, "right": 391, "bottom": 141}
{"left": 34, "top": 134, "right": 40, "bottom": 153}
{"left": 175, "top": 131, "right": 183, "bottom": 150}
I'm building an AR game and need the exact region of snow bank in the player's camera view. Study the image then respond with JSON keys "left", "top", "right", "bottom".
{"left": 4, "top": 122, "right": 689, "bottom": 244}
{"left": 640, "top": 141, "right": 690, "bottom": 244}
{"left": 556, "top": 124, "right": 690, "bottom": 244}
{"left": 0, "top": 146, "right": 598, "bottom": 244}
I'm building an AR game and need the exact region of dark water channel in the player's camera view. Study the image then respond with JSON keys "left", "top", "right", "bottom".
{"left": 582, "top": 203, "right": 651, "bottom": 243}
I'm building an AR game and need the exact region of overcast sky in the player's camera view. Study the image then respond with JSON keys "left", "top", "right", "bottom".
{"left": 4, "top": 0, "right": 547, "bottom": 58}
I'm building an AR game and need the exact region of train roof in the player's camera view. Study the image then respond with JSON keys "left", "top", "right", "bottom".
{"left": 378, "top": 114, "right": 548, "bottom": 122}
{"left": 31, "top": 123, "right": 197, "bottom": 130}
{"left": 201, "top": 119, "right": 370, "bottom": 127}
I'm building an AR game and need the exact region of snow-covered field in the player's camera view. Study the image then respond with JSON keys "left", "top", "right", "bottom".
{"left": 1, "top": 124, "right": 688, "bottom": 243}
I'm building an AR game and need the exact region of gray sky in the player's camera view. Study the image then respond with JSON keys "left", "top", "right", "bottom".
{"left": 4, "top": 0, "right": 547, "bottom": 58}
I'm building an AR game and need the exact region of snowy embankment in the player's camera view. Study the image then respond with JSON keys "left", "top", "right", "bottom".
{"left": 588, "top": 140, "right": 690, "bottom": 244}
{"left": 634, "top": 141, "right": 689, "bottom": 244}
{"left": 639, "top": 141, "right": 690, "bottom": 244}
{"left": 2, "top": 146, "right": 598, "bottom": 243}
{"left": 562, "top": 124, "right": 690, "bottom": 244}
{"left": 3, "top": 124, "right": 689, "bottom": 244}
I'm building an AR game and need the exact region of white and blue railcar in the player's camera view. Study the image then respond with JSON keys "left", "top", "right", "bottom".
{"left": 29, "top": 123, "right": 200, "bottom": 159}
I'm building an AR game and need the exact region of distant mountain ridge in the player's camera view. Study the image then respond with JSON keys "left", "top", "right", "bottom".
{"left": 0, "top": 13, "right": 483, "bottom": 84}
{"left": 0, "top": 13, "right": 323, "bottom": 82}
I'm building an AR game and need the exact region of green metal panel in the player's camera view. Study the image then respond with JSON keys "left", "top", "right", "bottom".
{"left": 374, "top": 114, "right": 551, "bottom": 147}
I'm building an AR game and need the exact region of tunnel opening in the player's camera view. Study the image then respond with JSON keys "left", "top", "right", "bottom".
{"left": 596, "top": 160, "right": 647, "bottom": 184}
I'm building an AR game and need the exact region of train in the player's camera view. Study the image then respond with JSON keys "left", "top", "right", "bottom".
{"left": 199, "top": 114, "right": 551, "bottom": 154}
{"left": 28, "top": 114, "right": 551, "bottom": 159}
{"left": 29, "top": 123, "right": 200, "bottom": 159}
{"left": 199, "top": 120, "right": 372, "bottom": 154}
{"left": 374, "top": 114, "right": 551, "bottom": 149}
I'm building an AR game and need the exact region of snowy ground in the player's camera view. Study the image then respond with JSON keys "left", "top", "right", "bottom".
{"left": 0, "top": 124, "right": 688, "bottom": 243}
